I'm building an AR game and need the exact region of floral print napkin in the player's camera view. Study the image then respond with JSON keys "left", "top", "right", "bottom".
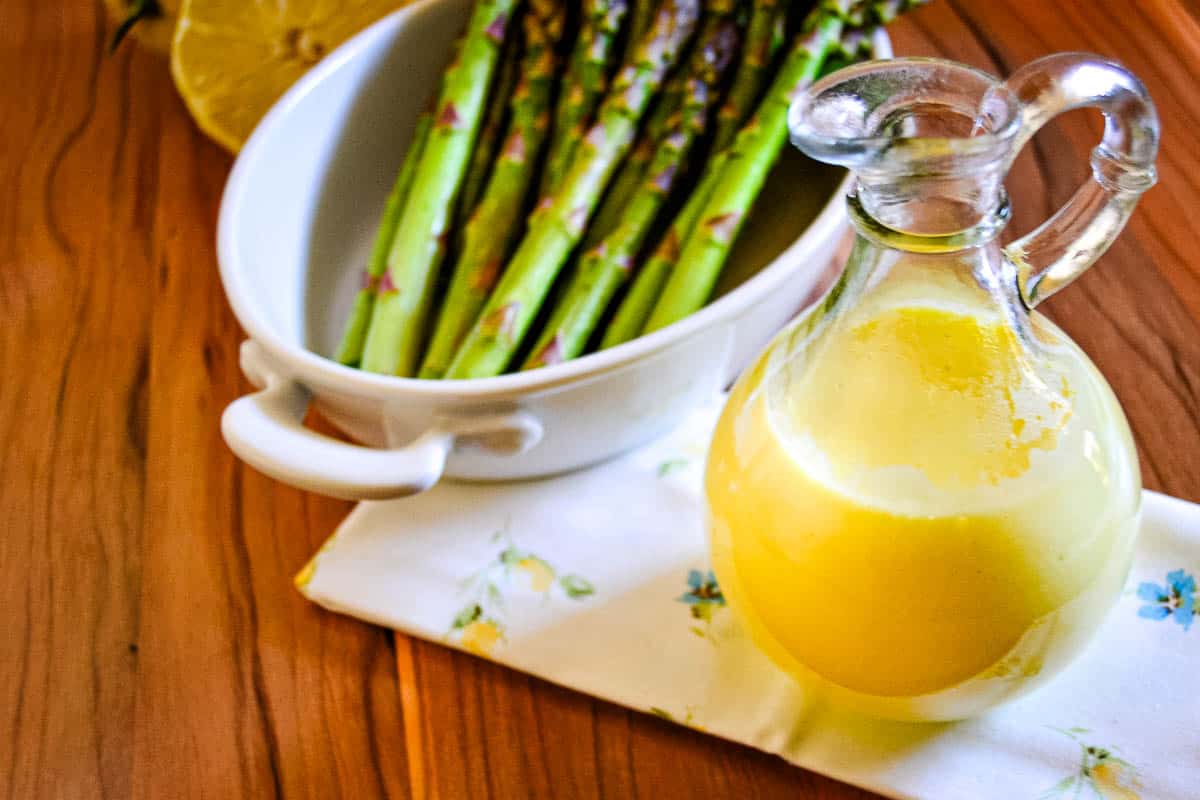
{"left": 297, "top": 399, "right": 1198, "bottom": 800}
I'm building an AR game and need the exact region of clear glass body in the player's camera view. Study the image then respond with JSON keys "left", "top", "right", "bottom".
{"left": 706, "top": 239, "right": 1140, "bottom": 721}
{"left": 705, "top": 56, "right": 1159, "bottom": 721}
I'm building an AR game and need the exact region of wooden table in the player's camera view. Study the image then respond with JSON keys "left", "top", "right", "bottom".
{"left": 4, "top": 2, "right": 1199, "bottom": 798}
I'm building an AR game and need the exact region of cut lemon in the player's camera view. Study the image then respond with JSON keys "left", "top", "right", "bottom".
{"left": 171, "top": 0, "right": 405, "bottom": 152}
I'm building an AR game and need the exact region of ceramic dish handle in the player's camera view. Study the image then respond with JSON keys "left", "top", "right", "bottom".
{"left": 221, "top": 342, "right": 541, "bottom": 500}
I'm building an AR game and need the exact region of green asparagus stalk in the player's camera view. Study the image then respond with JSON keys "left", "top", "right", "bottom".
{"left": 523, "top": 17, "right": 739, "bottom": 369}
{"left": 529, "top": 0, "right": 568, "bottom": 39}
{"left": 418, "top": 6, "right": 565, "bottom": 380}
{"left": 858, "top": 0, "right": 921, "bottom": 27}
{"left": 712, "top": 0, "right": 784, "bottom": 151}
{"left": 598, "top": 155, "right": 718, "bottom": 347}
{"left": 598, "top": 1, "right": 753, "bottom": 349}
{"left": 360, "top": 0, "right": 519, "bottom": 376}
{"left": 585, "top": 0, "right": 739, "bottom": 249}
{"left": 333, "top": 111, "right": 433, "bottom": 366}
{"left": 643, "top": 15, "right": 845, "bottom": 333}
{"left": 541, "top": 0, "right": 631, "bottom": 194}
{"left": 617, "top": 4, "right": 712, "bottom": 146}
{"left": 820, "top": 0, "right": 925, "bottom": 34}
{"left": 458, "top": 32, "right": 522, "bottom": 222}
{"left": 600, "top": 12, "right": 876, "bottom": 349}
{"left": 580, "top": 56, "right": 688, "bottom": 249}
{"left": 644, "top": 1, "right": 924, "bottom": 333}
{"left": 581, "top": 136, "right": 654, "bottom": 250}
{"left": 627, "top": 0, "right": 657, "bottom": 47}
{"left": 611, "top": 0, "right": 654, "bottom": 86}
{"left": 444, "top": 0, "right": 701, "bottom": 379}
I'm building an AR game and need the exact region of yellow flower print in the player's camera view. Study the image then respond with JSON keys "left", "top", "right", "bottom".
{"left": 461, "top": 619, "right": 503, "bottom": 656}
{"left": 1091, "top": 760, "right": 1140, "bottom": 800}
{"left": 449, "top": 604, "right": 506, "bottom": 656}
{"left": 517, "top": 557, "right": 555, "bottom": 593}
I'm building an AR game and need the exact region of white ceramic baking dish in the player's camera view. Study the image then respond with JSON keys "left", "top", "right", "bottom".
{"left": 218, "top": 0, "right": 889, "bottom": 499}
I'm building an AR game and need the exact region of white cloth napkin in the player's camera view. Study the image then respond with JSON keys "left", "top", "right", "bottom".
{"left": 297, "top": 398, "right": 1199, "bottom": 800}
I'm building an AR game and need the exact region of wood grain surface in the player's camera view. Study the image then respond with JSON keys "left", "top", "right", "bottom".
{"left": 2, "top": 2, "right": 1198, "bottom": 798}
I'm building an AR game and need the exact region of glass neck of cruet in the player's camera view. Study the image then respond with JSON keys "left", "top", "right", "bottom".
{"left": 788, "top": 54, "right": 1159, "bottom": 309}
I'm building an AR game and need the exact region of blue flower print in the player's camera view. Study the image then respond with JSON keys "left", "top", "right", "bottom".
{"left": 678, "top": 569, "right": 726, "bottom": 638}
{"left": 1137, "top": 569, "right": 1196, "bottom": 631}
{"left": 678, "top": 569, "right": 725, "bottom": 608}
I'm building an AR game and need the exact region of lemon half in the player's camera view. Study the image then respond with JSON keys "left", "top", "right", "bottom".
{"left": 171, "top": 0, "right": 404, "bottom": 152}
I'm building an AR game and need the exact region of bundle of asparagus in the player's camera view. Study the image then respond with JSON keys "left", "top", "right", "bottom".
{"left": 336, "top": 0, "right": 926, "bottom": 379}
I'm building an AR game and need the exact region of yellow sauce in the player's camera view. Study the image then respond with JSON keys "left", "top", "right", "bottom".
{"left": 706, "top": 287, "right": 1140, "bottom": 720}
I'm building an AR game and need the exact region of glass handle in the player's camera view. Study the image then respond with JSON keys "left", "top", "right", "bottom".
{"left": 998, "top": 53, "right": 1159, "bottom": 307}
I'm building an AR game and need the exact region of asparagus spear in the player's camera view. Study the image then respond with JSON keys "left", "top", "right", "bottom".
{"left": 585, "top": 0, "right": 739, "bottom": 249}
{"left": 712, "top": 0, "right": 784, "bottom": 151}
{"left": 418, "top": 6, "right": 565, "bottom": 379}
{"left": 605, "top": 5, "right": 791, "bottom": 349}
{"left": 598, "top": 169, "right": 712, "bottom": 346}
{"left": 601, "top": 10, "right": 798, "bottom": 349}
{"left": 627, "top": 0, "right": 657, "bottom": 47}
{"left": 458, "top": 32, "right": 522, "bottom": 222}
{"left": 601, "top": 7, "right": 877, "bottom": 349}
{"left": 859, "top": 0, "right": 923, "bottom": 27}
{"left": 360, "top": 0, "right": 519, "bottom": 376}
{"left": 645, "top": 2, "right": 923, "bottom": 333}
{"left": 541, "top": 0, "right": 631, "bottom": 194}
{"left": 528, "top": 0, "right": 568, "bottom": 38}
{"left": 580, "top": 60, "right": 685, "bottom": 249}
{"left": 523, "top": 16, "right": 739, "bottom": 369}
{"left": 557, "top": 48, "right": 675, "bottom": 309}
{"left": 643, "top": 17, "right": 843, "bottom": 332}
{"left": 445, "top": 0, "right": 701, "bottom": 379}
{"left": 333, "top": 111, "right": 432, "bottom": 366}
{"left": 582, "top": 134, "right": 654, "bottom": 250}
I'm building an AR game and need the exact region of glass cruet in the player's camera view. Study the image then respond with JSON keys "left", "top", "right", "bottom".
{"left": 704, "top": 54, "right": 1159, "bottom": 721}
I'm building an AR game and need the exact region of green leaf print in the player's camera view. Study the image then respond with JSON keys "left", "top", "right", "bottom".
{"left": 559, "top": 574, "right": 595, "bottom": 599}
{"left": 657, "top": 458, "right": 690, "bottom": 477}
{"left": 452, "top": 603, "right": 482, "bottom": 629}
